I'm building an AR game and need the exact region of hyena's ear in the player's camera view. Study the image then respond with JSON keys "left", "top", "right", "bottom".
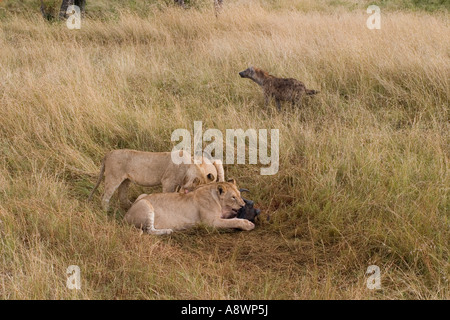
{"left": 227, "top": 178, "right": 237, "bottom": 186}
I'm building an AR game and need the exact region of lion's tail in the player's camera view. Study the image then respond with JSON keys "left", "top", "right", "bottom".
{"left": 87, "top": 157, "right": 106, "bottom": 201}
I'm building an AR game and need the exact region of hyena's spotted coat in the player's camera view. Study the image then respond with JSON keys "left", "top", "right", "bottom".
{"left": 239, "top": 67, "right": 319, "bottom": 110}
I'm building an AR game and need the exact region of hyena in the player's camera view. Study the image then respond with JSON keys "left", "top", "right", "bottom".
{"left": 239, "top": 66, "right": 319, "bottom": 110}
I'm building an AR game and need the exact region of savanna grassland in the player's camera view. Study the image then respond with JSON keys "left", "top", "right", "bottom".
{"left": 0, "top": 0, "right": 448, "bottom": 299}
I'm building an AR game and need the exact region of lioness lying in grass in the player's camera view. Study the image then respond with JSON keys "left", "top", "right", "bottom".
{"left": 124, "top": 180, "right": 255, "bottom": 235}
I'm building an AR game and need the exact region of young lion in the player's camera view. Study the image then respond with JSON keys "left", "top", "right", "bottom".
{"left": 88, "top": 149, "right": 222, "bottom": 210}
{"left": 124, "top": 180, "right": 255, "bottom": 235}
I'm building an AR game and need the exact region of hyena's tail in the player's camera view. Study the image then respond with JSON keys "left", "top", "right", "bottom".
{"left": 87, "top": 156, "right": 106, "bottom": 202}
{"left": 306, "top": 89, "right": 319, "bottom": 96}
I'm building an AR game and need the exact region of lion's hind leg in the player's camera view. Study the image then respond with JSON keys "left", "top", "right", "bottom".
{"left": 146, "top": 209, "right": 173, "bottom": 235}
{"left": 124, "top": 198, "right": 173, "bottom": 235}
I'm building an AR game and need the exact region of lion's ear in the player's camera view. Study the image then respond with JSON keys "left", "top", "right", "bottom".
{"left": 207, "top": 173, "right": 215, "bottom": 181}
{"left": 227, "top": 178, "right": 236, "bottom": 186}
{"left": 217, "top": 184, "right": 225, "bottom": 195}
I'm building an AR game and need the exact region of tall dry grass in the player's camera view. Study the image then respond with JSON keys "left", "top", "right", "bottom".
{"left": 0, "top": 1, "right": 449, "bottom": 299}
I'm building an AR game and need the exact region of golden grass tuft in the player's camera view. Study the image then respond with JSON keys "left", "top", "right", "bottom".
{"left": 0, "top": 1, "right": 449, "bottom": 299}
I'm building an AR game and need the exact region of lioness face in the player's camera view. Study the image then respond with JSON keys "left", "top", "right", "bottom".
{"left": 181, "top": 176, "right": 204, "bottom": 193}
{"left": 217, "top": 182, "right": 245, "bottom": 219}
{"left": 182, "top": 165, "right": 208, "bottom": 193}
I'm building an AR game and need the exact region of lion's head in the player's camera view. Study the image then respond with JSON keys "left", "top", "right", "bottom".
{"left": 181, "top": 164, "right": 208, "bottom": 192}
{"left": 215, "top": 179, "right": 246, "bottom": 219}
{"left": 197, "top": 156, "right": 225, "bottom": 183}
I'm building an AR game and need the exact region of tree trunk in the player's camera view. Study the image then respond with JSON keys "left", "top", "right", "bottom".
{"left": 174, "top": 0, "right": 186, "bottom": 9}
{"left": 59, "top": 0, "right": 86, "bottom": 20}
{"left": 40, "top": 0, "right": 51, "bottom": 20}
{"left": 214, "top": 0, "right": 223, "bottom": 17}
